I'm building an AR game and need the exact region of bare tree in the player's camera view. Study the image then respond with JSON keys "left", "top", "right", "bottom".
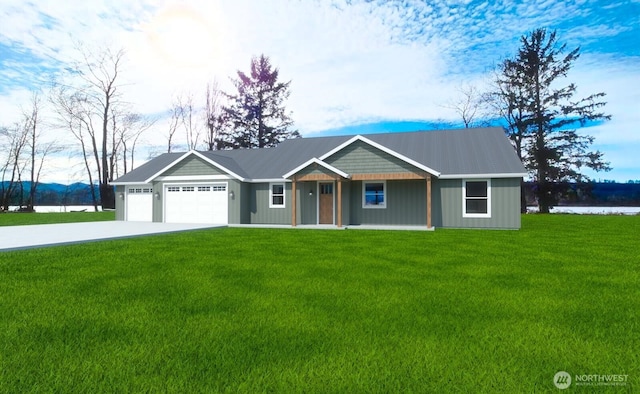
{"left": 51, "top": 86, "right": 100, "bottom": 211}
{"left": 180, "top": 93, "right": 201, "bottom": 150}
{"left": 114, "top": 112, "right": 156, "bottom": 176}
{"left": 22, "top": 91, "right": 61, "bottom": 211}
{"left": 0, "top": 122, "right": 29, "bottom": 210}
{"left": 444, "top": 83, "right": 485, "bottom": 128}
{"left": 166, "top": 101, "right": 182, "bottom": 153}
{"left": 204, "top": 80, "right": 224, "bottom": 150}
{"left": 58, "top": 44, "right": 126, "bottom": 210}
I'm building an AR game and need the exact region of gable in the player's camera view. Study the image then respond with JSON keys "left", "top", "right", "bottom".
{"left": 324, "top": 140, "right": 426, "bottom": 175}
{"left": 161, "top": 155, "right": 227, "bottom": 177}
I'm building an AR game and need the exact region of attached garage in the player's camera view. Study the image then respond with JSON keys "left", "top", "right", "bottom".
{"left": 164, "top": 183, "right": 228, "bottom": 224}
{"left": 126, "top": 186, "right": 153, "bottom": 222}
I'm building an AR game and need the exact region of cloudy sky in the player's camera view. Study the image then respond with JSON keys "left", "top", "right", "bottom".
{"left": 1, "top": 0, "right": 639, "bottom": 183}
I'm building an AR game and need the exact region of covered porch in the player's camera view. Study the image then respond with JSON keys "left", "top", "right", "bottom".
{"left": 287, "top": 171, "right": 434, "bottom": 229}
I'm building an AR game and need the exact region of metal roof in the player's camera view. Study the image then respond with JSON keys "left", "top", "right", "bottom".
{"left": 111, "top": 127, "right": 526, "bottom": 184}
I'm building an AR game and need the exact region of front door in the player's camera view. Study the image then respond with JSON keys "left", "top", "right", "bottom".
{"left": 318, "top": 182, "right": 334, "bottom": 224}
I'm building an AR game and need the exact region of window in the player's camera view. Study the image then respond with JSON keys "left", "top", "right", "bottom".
{"left": 129, "top": 187, "right": 152, "bottom": 194}
{"left": 212, "top": 185, "right": 226, "bottom": 192}
{"left": 198, "top": 186, "right": 211, "bottom": 192}
{"left": 463, "top": 179, "right": 491, "bottom": 218}
{"left": 167, "top": 186, "right": 180, "bottom": 192}
{"left": 363, "top": 181, "right": 386, "bottom": 208}
{"left": 182, "top": 186, "right": 195, "bottom": 192}
{"left": 269, "top": 183, "right": 285, "bottom": 208}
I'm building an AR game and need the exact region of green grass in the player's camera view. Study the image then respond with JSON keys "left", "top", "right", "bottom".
{"left": 0, "top": 211, "right": 114, "bottom": 226}
{"left": 0, "top": 215, "right": 638, "bottom": 392}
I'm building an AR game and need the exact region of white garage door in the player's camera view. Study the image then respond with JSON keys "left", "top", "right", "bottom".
{"left": 164, "top": 183, "right": 228, "bottom": 224}
{"left": 126, "top": 187, "right": 153, "bottom": 222}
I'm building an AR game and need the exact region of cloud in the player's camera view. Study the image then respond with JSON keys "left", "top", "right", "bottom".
{"left": 0, "top": 0, "right": 638, "bottom": 182}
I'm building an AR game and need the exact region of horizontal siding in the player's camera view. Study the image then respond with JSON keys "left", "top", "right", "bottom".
{"left": 297, "top": 165, "right": 336, "bottom": 177}
{"left": 437, "top": 178, "right": 521, "bottom": 229}
{"left": 161, "top": 156, "right": 225, "bottom": 177}
{"left": 325, "top": 141, "right": 422, "bottom": 174}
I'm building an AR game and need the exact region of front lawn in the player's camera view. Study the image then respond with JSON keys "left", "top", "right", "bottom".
{"left": 0, "top": 215, "right": 638, "bottom": 392}
{"left": 0, "top": 211, "right": 114, "bottom": 226}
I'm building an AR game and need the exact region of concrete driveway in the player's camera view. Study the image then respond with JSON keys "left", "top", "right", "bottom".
{"left": 0, "top": 222, "right": 223, "bottom": 252}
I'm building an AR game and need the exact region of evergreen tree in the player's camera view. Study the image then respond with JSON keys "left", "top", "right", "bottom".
{"left": 215, "top": 55, "right": 299, "bottom": 149}
{"left": 496, "top": 28, "right": 611, "bottom": 213}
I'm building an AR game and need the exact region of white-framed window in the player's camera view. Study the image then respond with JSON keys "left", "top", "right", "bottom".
{"left": 129, "top": 187, "right": 152, "bottom": 194}
{"left": 362, "top": 181, "right": 386, "bottom": 208}
{"left": 463, "top": 179, "right": 491, "bottom": 218}
{"left": 167, "top": 186, "right": 180, "bottom": 192}
{"left": 269, "top": 183, "right": 285, "bottom": 208}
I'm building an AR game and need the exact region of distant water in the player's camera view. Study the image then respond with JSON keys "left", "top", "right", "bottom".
{"left": 527, "top": 206, "right": 640, "bottom": 215}
{"left": 7, "top": 205, "right": 639, "bottom": 215}
{"left": 8, "top": 206, "right": 103, "bottom": 213}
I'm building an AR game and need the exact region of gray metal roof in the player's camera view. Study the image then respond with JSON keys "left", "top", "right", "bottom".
{"left": 112, "top": 152, "right": 183, "bottom": 183}
{"left": 112, "top": 127, "right": 526, "bottom": 184}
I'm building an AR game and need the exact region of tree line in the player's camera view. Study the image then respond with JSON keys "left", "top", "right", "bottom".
{"left": 2, "top": 28, "right": 612, "bottom": 214}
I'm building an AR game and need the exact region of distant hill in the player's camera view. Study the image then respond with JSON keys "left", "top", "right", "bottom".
{"left": 1, "top": 182, "right": 99, "bottom": 206}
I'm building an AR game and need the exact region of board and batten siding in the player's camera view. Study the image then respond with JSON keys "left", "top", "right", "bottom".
{"left": 249, "top": 183, "right": 292, "bottom": 224}
{"left": 325, "top": 141, "right": 423, "bottom": 174}
{"left": 227, "top": 180, "right": 243, "bottom": 224}
{"left": 160, "top": 156, "right": 226, "bottom": 177}
{"left": 435, "top": 177, "right": 521, "bottom": 229}
{"left": 348, "top": 180, "right": 427, "bottom": 225}
{"left": 297, "top": 182, "right": 317, "bottom": 225}
{"left": 115, "top": 185, "right": 125, "bottom": 220}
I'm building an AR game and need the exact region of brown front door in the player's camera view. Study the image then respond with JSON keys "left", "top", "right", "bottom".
{"left": 319, "top": 182, "right": 334, "bottom": 224}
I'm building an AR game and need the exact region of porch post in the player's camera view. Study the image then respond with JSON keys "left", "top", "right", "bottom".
{"left": 426, "top": 175, "right": 432, "bottom": 229}
{"left": 292, "top": 177, "right": 297, "bottom": 227}
{"left": 337, "top": 178, "right": 343, "bottom": 228}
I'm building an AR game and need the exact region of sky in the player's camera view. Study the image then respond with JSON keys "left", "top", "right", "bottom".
{"left": 1, "top": 0, "right": 639, "bottom": 183}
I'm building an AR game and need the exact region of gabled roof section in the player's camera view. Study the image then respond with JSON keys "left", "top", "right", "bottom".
{"left": 364, "top": 128, "right": 527, "bottom": 178}
{"left": 148, "top": 150, "right": 246, "bottom": 182}
{"left": 318, "top": 135, "right": 441, "bottom": 177}
{"left": 112, "top": 127, "right": 527, "bottom": 185}
{"left": 111, "top": 150, "right": 246, "bottom": 185}
{"left": 111, "top": 152, "right": 183, "bottom": 185}
{"left": 282, "top": 158, "right": 350, "bottom": 179}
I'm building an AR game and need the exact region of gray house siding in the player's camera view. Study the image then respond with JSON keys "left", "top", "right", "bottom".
{"left": 152, "top": 181, "right": 163, "bottom": 222}
{"left": 348, "top": 180, "right": 427, "bottom": 225}
{"left": 340, "top": 181, "right": 350, "bottom": 227}
{"left": 436, "top": 177, "right": 521, "bottom": 229}
{"left": 239, "top": 182, "right": 251, "bottom": 224}
{"left": 298, "top": 182, "right": 317, "bottom": 225}
{"left": 115, "top": 185, "right": 125, "bottom": 220}
{"left": 227, "top": 179, "right": 243, "bottom": 225}
{"left": 297, "top": 165, "right": 338, "bottom": 178}
{"left": 161, "top": 156, "right": 226, "bottom": 177}
{"left": 325, "top": 141, "right": 424, "bottom": 174}
{"left": 249, "top": 183, "right": 292, "bottom": 224}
